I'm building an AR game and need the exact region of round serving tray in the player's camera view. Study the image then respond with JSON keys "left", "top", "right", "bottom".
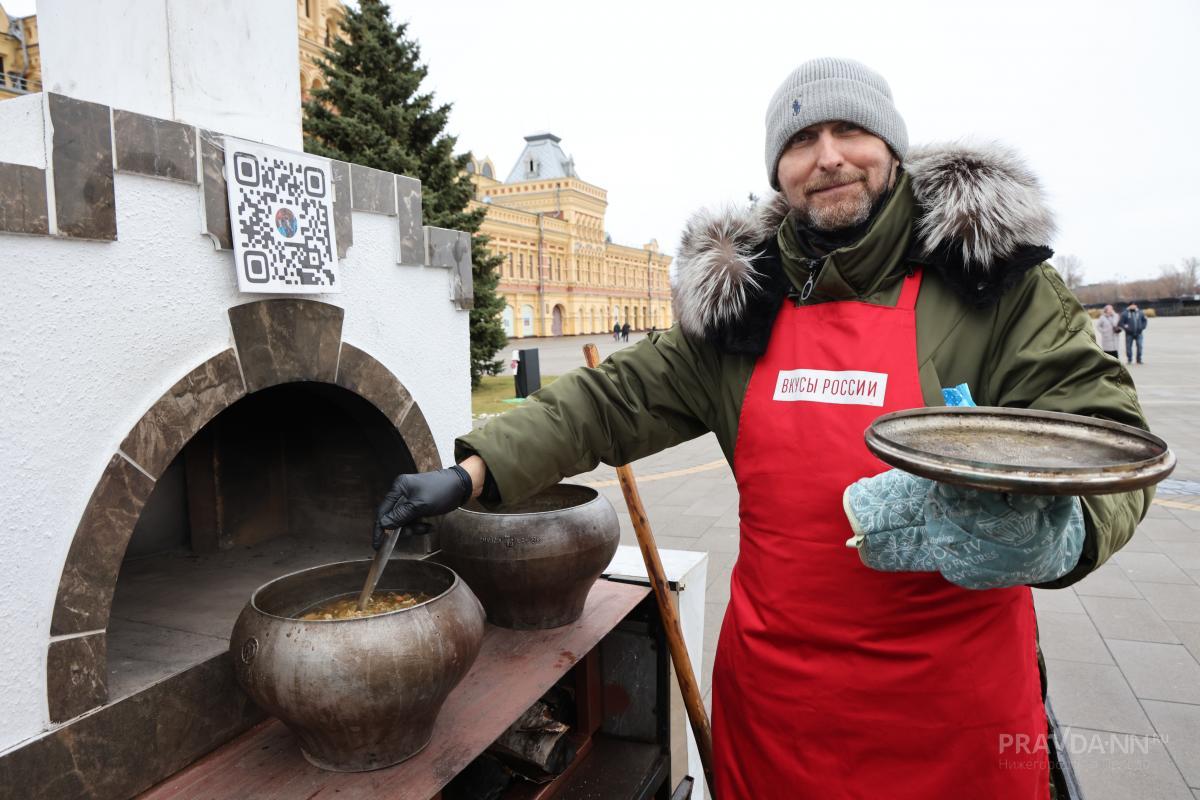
{"left": 864, "top": 407, "right": 1175, "bottom": 495}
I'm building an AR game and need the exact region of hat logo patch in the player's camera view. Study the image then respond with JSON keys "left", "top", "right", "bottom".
{"left": 792, "top": 99, "right": 802, "bottom": 115}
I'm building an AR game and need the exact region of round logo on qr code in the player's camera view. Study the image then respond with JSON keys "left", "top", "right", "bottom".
{"left": 275, "top": 208, "right": 298, "bottom": 238}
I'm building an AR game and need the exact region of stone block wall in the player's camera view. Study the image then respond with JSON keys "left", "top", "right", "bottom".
{"left": 0, "top": 90, "right": 474, "bottom": 752}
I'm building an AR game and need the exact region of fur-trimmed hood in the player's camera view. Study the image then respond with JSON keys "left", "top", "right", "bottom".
{"left": 672, "top": 142, "right": 1056, "bottom": 344}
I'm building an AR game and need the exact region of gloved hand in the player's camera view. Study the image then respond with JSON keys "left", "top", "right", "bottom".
{"left": 923, "top": 482, "right": 1085, "bottom": 589}
{"left": 844, "top": 469, "right": 1086, "bottom": 589}
{"left": 374, "top": 465, "right": 474, "bottom": 549}
{"left": 842, "top": 470, "right": 940, "bottom": 573}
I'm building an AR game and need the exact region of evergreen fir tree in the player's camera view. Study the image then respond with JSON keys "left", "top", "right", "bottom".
{"left": 303, "top": 0, "right": 507, "bottom": 387}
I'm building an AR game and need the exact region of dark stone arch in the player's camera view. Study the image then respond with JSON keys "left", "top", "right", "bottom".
{"left": 47, "top": 298, "right": 441, "bottom": 722}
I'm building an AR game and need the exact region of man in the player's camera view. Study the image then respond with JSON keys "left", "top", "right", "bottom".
{"left": 377, "top": 58, "right": 1150, "bottom": 799}
{"left": 1096, "top": 304, "right": 1122, "bottom": 359}
{"left": 1119, "top": 302, "right": 1149, "bottom": 364}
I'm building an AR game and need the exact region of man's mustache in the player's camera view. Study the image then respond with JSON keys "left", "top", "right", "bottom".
{"left": 805, "top": 171, "right": 867, "bottom": 195}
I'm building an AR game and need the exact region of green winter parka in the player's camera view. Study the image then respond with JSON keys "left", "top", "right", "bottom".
{"left": 457, "top": 144, "right": 1151, "bottom": 593}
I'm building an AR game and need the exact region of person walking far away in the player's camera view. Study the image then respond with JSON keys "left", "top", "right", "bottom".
{"left": 1096, "top": 303, "right": 1121, "bottom": 359}
{"left": 374, "top": 57, "right": 1152, "bottom": 799}
{"left": 621, "top": 321, "right": 631, "bottom": 342}
{"left": 1119, "top": 302, "right": 1148, "bottom": 364}
{"left": 612, "top": 321, "right": 621, "bottom": 342}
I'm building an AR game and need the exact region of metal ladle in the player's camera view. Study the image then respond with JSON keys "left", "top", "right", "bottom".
{"left": 357, "top": 527, "right": 402, "bottom": 611}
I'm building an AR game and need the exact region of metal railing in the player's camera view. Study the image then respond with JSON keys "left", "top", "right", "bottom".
{"left": 0, "top": 72, "right": 41, "bottom": 93}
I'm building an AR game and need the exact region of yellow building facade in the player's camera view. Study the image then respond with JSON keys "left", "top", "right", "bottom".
{"left": 0, "top": 2, "right": 338, "bottom": 103}
{"left": 297, "top": 0, "right": 344, "bottom": 101}
{"left": 470, "top": 133, "right": 673, "bottom": 339}
{"left": 0, "top": 3, "right": 39, "bottom": 101}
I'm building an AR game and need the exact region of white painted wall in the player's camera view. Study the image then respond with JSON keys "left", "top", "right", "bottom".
{"left": 38, "top": 0, "right": 175, "bottom": 120}
{"left": 165, "top": 0, "right": 302, "bottom": 150}
{"left": 37, "top": 0, "right": 302, "bottom": 150}
{"left": 0, "top": 93, "right": 47, "bottom": 169}
{"left": 0, "top": 160, "right": 470, "bottom": 750}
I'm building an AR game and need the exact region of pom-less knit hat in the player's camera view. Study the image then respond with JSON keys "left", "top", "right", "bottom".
{"left": 765, "top": 57, "right": 908, "bottom": 190}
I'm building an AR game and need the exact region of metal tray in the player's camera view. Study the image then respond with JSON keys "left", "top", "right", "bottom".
{"left": 864, "top": 407, "right": 1175, "bottom": 495}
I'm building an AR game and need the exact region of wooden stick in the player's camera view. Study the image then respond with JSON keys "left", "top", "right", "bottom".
{"left": 583, "top": 344, "right": 717, "bottom": 798}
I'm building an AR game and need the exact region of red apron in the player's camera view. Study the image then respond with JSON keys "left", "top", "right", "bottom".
{"left": 712, "top": 270, "right": 1048, "bottom": 799}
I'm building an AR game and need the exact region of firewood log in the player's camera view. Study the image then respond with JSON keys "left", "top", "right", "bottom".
{"left": 488, "top": 701, "right": 577, "bottom": 777}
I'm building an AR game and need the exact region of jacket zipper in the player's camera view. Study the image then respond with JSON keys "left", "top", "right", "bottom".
{"left": 799, "top": 258, "right": 822, "bottom": 303}
{"left": 786, "top": 257, "right": 825, "bottom": 307}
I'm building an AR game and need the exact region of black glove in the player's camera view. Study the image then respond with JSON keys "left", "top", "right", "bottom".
{"left": 373, "top": 465, "right": 473, "bottom": 549}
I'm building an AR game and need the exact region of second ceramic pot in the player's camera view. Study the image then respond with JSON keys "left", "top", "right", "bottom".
{"left": 439, "top": 484, "right": 620, "bottom": 629}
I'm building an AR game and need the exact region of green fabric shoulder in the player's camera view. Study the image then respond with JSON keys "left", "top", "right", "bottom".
{"left": 455, "top": 327, "right": 750, "bottom": 506}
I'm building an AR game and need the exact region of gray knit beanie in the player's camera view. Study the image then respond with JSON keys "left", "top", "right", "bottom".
{"left": 765, "top": 57, "right": 908, "bottom": 190}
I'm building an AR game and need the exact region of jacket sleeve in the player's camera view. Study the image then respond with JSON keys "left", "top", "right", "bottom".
{"left": 454, "top": 327, "right": 720, "bottom": 506}
{"left": 981, "top": 264, "right": 1154, "bottom": 589}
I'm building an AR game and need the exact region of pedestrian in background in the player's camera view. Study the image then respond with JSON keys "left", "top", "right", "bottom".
{"left": 1096, "top": 304, "right": 1121, "bottom": 359}
{"left": 621, "top": 321, "right": 631, "bottom": 342}
{"left": 1119, "top": 303, "right": 1148, "bottom": 364}
{"left": 612, "top": 321, "right": 621, "bottom": 342}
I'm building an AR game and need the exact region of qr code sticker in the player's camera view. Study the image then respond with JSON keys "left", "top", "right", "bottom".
{"left": 224, "top": 137, "right": 340, "bottom": 294}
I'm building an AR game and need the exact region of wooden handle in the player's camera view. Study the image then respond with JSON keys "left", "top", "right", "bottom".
{"left": 583, "top": 344, "right": 717, "bottom": 798}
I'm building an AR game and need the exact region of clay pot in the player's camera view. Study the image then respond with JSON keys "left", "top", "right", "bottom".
{"left": 230, "top": 559, "right": 485, "bottom": 771}
{"left": 439, "top": 484, "right": 620, "bottom": 629}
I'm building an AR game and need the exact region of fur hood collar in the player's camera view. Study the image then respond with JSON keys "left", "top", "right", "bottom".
{"left": 672, "top": 142, "right": 1056, "bottom": 344}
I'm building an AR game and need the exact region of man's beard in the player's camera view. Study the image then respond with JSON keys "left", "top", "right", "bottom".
{"left": 795, "top": 169, "right": 888, "bottom": 231}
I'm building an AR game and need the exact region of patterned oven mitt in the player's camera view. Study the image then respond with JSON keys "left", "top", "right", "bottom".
{"left": 844, "top": 469, "right": 1086, "bottom": 590}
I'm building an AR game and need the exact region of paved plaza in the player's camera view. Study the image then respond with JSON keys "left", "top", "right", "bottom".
{"left": 493, "top": 316, "right": 1200, "bottom": 798}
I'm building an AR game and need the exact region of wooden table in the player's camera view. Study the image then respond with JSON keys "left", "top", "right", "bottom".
{"left": 141, "top": 579, "right": 652, "bottom": 800}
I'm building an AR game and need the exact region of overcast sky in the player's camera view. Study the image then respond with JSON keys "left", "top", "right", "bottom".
{"left": 399, "top": 0, "right": 1198, "bottom": 284}
{"left": 9, "top": 0, "right": 1197, "bottom": 282}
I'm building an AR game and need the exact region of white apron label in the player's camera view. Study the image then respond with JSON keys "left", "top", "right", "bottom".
{"left": 773, "top": 369, "right": 888, "bottom": 406}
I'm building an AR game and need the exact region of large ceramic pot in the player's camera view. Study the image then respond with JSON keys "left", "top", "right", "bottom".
{"left": 230, "top": 559, "right": 485, "bottom": 772}
{"left": 439, "top": 484, "right": 620, "bottom": 629}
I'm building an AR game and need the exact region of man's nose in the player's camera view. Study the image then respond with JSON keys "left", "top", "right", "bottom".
{"left": 814, "top": 132, "right": 844, "bottom": 170}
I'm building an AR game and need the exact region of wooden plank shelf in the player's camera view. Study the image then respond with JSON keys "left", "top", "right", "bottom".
{"left": 140, "top": 579, "right": 651, "bottom": 800}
